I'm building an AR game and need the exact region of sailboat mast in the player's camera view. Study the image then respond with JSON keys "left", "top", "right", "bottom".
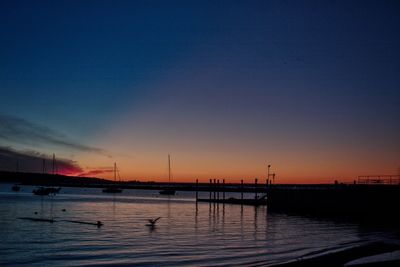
{"left": 168, "top": 154, "right": 171, "bottom": 183}
{"left": 114, "top": 162, "right": 116, "bottom": 182}
{"left": 52, "top": 154, "right": 55, "bottom": 175}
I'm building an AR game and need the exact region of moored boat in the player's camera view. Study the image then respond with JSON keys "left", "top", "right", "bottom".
{"left": 32, "top": 186, "right": 61, "bottom": 196}
{"left": 11, "top": 184, "right": 21, "bottom": 192}
{"left": 102, "top": 163, "right": 123, "bottom": 194}
{"left": 159, "top": 154, "right": 176, "bottom": 195}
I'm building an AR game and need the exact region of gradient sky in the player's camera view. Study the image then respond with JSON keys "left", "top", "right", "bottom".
{"left": 1, "top": 0, "right": 399, "bottom": 183}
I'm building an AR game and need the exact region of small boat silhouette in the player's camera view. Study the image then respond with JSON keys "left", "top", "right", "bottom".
{"left": 33, "top": 187, "right": 61, "bottom": 196}
{"left": 103, "top": 163, "right": 123, "bottom": 193}
{"left": 159, "top": 155, "right": 175, "bottom": 195}
{"left": 11, "top": 184, "right": 21, "bottom": 192}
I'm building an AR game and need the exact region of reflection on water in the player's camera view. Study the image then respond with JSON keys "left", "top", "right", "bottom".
{"left": 0, "top": 184, "right": 397, "bottom": 266}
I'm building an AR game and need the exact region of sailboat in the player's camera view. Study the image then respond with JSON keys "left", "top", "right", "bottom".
{"left": 159, "top": 154, "right": 176, "bottom": 195}
{"left": 11, "top": 160, "right": 21, "bottom": 192}
{"left": 33, "top": 154, "right": 61, "bottom": 195}
{"left": 11, "top": 184, "right": 21, "bottom": 192}
{"left": 102, "top": 162, "right": 123, "bottom": 193}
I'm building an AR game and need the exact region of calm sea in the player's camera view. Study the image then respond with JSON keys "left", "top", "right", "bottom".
{"left": 0, "top": 183, "right": 397, "bottom": 266}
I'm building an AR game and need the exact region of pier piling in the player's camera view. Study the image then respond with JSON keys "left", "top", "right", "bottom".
{"left": 213, "top": 179, "right": 216, "bottom": 200}
{"left": 217, "top": 179, "right": 220, "bottom": 200}
{"left": 196, "top": 179, "right": 198, "bottom": 201}
{"left": 223, "top": 179, "right": 225, "bottom": 200}
{"left": 241, "top": 179, "right": 243, "bottom": 200}
{"left": 209, "top": 179, "right": 212, "bottom": 200}
{"left": 255, "top": 178, "right": 258, "bottom": 199}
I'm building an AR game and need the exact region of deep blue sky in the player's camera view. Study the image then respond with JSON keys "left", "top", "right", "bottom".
{"left": 1, "top": 1, "right": 399, "bottom": 182}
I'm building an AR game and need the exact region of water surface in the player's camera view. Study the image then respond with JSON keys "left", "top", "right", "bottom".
{"left": 0, "top": 184, "right": 397, "bottom": 266}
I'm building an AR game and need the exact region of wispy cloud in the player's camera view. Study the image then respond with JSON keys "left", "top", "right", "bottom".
{"left": 78, "top": 167, "right": 114, "bottom": 177}
{"left": 0, "top": 146, "right": 82, "bottom": 175}
{"left": 0, "top": 114, "right": 106, "bottom": 154}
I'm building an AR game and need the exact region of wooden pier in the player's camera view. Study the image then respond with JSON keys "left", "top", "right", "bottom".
{"left": 196, "top": 178, "right": 268, "bottom": 206}
{"left": 197, "top": 197, "right": 267, "bottom": 206}
{"left": 194, "top": 177, "right": 400, "bottom": 221}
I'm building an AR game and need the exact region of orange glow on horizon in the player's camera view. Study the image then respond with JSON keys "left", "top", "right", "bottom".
{"left": 65, "top": 106, "right": 400, "bottom": 185}
{"left": 70, "top": 149, "right": 399, "bottom": 184}
{"left": 63, "top": 168, "right": 397, "bottom": 185}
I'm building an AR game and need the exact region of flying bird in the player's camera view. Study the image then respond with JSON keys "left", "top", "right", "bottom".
{"left": 146, "top": 217, "right": 161, "bottom": 227}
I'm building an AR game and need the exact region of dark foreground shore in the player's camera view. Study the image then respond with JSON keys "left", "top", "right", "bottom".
{"left": 271, "top": 242, "right": 400, "bottom": 267}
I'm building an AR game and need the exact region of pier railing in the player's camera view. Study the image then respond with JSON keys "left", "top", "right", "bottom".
{"left": 357, "top": 175, "right": 400, "bottom": 185}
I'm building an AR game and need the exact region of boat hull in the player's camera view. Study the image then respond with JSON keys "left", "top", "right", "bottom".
{"left": 102, "top": 188, "right": 123, "bottom": 193}
{"left": 11, "top": 185, "right": 20, "bottom": 192}
{"left": 159, "top": 189, "right": 176, "bottom": 195}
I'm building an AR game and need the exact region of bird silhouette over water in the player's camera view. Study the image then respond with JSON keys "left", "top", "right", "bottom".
{"left": 146, "top": 217, "right": 161, "bottom": 227}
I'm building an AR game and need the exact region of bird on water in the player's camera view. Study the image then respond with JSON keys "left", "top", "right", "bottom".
{"left": 146, "top": 217, "right": 161, "bottom": 227}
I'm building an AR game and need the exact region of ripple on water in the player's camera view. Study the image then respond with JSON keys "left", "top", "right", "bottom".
{"left": 0, "top": 185, "right": 398, "bottom": 266}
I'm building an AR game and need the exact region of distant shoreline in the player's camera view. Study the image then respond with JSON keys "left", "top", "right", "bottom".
{"left": 0, "top": 170, "right": 344, "bottom": 192}
{"left": 3, "top": 170, "right": 400, "bottom": 225}
{"left": 2, "top": 170, "right": 398, "bottom": 190}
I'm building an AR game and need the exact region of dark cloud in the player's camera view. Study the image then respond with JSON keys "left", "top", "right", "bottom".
{"left": 0, "top": 114, "right": 106, "bottom": 154}
{"left": 0, "top": 146, "right": 82, "bottom": 175}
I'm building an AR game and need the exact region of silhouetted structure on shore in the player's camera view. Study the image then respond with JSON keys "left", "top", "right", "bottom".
{"left": 266, "top": 184, "right": 400, "bottom": 220}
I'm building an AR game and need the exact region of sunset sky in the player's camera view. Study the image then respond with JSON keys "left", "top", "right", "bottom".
{"left": 1, "top": 1, "right": 399, "bottom": 183}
